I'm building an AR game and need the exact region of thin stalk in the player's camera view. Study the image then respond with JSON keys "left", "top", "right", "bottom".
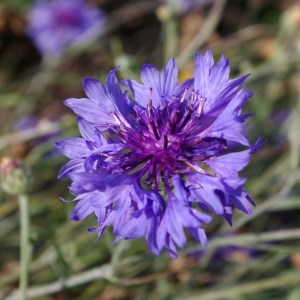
{"left": 163, "top": 13, "right": 178, "bottom": 63}
{"left": 182, "top": 269, "right": 300, "bottom": 300}
{"left": 176, "top": 0, "right": 227, "bottom": 68}
{"left": 18, "top": 194, "right": 30, "bottom": 300}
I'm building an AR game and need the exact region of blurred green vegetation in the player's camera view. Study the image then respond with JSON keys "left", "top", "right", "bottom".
{"left": 1, "top": 0, "right": 300, "bottom": 299}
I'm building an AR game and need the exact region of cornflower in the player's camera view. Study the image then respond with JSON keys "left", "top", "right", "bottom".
{"left": 57, "top": 50, "right": 260, "bottom": 258}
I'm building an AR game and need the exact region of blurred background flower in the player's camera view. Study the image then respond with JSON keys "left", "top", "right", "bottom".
{"left": 26, "top": 0, "right": 106, "bottom": 57}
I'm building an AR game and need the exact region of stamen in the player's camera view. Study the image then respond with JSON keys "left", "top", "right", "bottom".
{"left": 164, "top": 135, "right": 168, "bottom": 149}
{"left": 99, "top": 152, "right": 110, "bottom": 157}
{"left": 185, "top": 162, "right": 205, "bottom": 174}
{"left": 190, "top": 90, "right": 195, "bottom": 103}
{"left": 187, "top": 137, "right": 203, "bottom": 146}
{"left": 149, "top": 87, "right": 153, "bottom": 101}
{"left": 147, "top": 98, "right": 153, "bottom": 118}
{"left": 150, "top": 121, "right": 160, "bottom": 140}
{"left": 197, "top": 96, "right": 205, "bottom": 117}
{"left": 111, "top": 111, "right": 121, "bottom": 125}
{"left": 177, "top": 106, "right": 193, "bottom": 131}
{"left": 180, "top": 88, "right": 188, "bottom": 104}
{"left": 111, "top": 110, "right": 131, "bottom": 128}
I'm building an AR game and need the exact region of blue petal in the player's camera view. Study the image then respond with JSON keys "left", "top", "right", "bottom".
{"left": 77, "top": 117, "right": 106, "bottom": 147}
{"left": 68, "top": 172, "right": 107, "bottom": 191}
{"left": 189, "top": 228, "right": 208, "bottom": 246}
{"left": 146, "top": 218, "right": 161, "bottom": 255}
{"left": 171, "top": 175, "right": 189, "bottom": 204}
{"left": 199, "top": 97, "right": 250, "bottom": 146}
{"left": 194, "top": 187, "right": 224, "bottom": 215}
{"left": 106, "top": 68, "right": 132, "bottom": 118}
{"left": 174, "top": 78, "right": 194, "bottom": 98}
{"left": 160, "top": 58, "right": 178, "bottom": 97}
{"left": 230, "top": 192, "right": 253, "bottom": 214}
{"left": 209, "top": 56, "right": 230, "bottom": 97}
{"left": 140, "top": 64, "right": 162, "bottom": 107}
{"left": 121, "top": 79, "right": 149, "bottom": 107}
{"left": 56, "top": 138, "right": 91, "bottom": 159}
{"left": 204, "top": 49, "right": 214, "bottom": 69}
{"left": 64, "top": 98, "right": 118, "bottom": 128}
{"left": 58, "top": 158, "right": 84, "bottom": 179}
{"left": 204, "top": 75, "right": 250, "bottom": 115}
{"left": 194, "top": 52, "right": 210, "bottom": 98}
{"left": 140, "top": 64, "right": 160, "bottom": 90}
{"left": 189, "top": 208, "right": 212, "bottom": 224}
{"left": 77, "top": 117, "right": 95, "bottom": 141}
{"left": 165, "top": 236, "right": 178, "bottom": 258}
{"left": 167, "top": 206, "right": 187, "bottom": 247}
{"left": 206, "top": 150, "right": 250, "bottom": 177}
{"left": 188, "top": 173, "right": 224, "bottom": 215}
{"left": 83, "top": 78, "right": 108, "bottom": 103}
{"left": 223, "top": 206, "right": 233, "bottom": 226}
{"left": 70, "top": 196, "right": 94, "bottom": 221}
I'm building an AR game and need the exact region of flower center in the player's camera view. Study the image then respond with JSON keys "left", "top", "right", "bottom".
{"left": 103, "top": 91, "right": 227, "bottom": 190}
{"left": 54, "top": 8, "right": 81, "bottom": 28}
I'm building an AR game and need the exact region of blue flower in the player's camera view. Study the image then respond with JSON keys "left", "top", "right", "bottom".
{"left": 27, "top": 0, "right": 105, "bottom": 57}
{"left": 57, "top": 50, "right": 260, "bottom": 258}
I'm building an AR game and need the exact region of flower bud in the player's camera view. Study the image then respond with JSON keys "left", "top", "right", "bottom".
{"left": 0, "top": 157, "right": 29, "bottom": 195}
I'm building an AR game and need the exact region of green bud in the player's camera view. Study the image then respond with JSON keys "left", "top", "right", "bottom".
{"left": 0, "top": 157, "right": 29, "bottom": 195}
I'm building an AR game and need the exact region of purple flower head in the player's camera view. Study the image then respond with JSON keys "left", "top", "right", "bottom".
{"left": 14, "top": 116, "right": 61, "bottom": 143}
{"left": 57, "top": 50, "right": 260, "bottom": 258}
{"left": 27, "top": 0, "right": 105, "bottom": 56}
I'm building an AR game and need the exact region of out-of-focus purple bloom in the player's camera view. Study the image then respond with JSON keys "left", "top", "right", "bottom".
{"left": 27, "top": 0, "right": 105, "bottom": 56}
{"left": 14, "top": 116, "right": 62, "bottom": 157}
{"left": 161, "top": 0, "right": 213, "bottom": 14}
{"left": 14, "top": 116, "right": 61, "bottom": 143}
{"left": 57, "top": 50, "right": 260, "bottom": 258}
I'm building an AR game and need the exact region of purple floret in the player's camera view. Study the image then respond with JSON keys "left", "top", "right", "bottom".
{"left": 57, "top": 50, "right": 259, "bottom": 258}
{"left": 27, "top": 0, "right": 105, "bottom": 56}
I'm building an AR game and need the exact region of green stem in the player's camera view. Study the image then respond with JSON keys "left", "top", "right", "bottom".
{"left": 182, "top": 269, "right": 300, "bottom": 300}
{"left": 163, "top": 13, "right": 178, "bottom": 63}
{"left": 176, "top": 0, "right": 227, "bottom": 68}
{"left": 18, "top": 194, "right": 30, "bottom": 300}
